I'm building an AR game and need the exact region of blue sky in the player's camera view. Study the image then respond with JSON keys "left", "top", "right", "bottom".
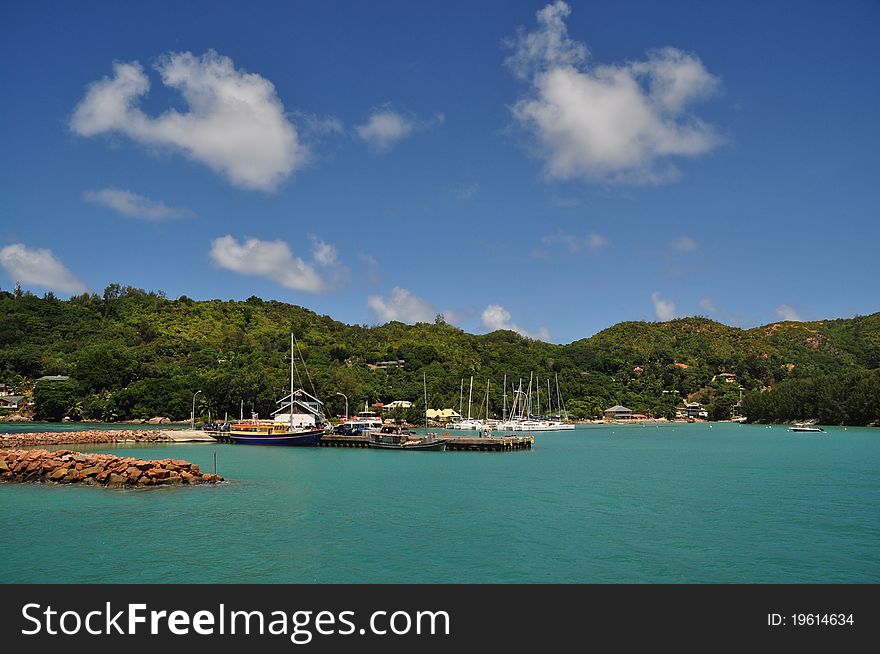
{"left": 1, "top": 0, "right": 878, "bottom": 343}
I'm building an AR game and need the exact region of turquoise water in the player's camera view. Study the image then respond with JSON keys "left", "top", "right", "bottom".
{"left": 1, "top": 423, "right": 878, "bottom": 583}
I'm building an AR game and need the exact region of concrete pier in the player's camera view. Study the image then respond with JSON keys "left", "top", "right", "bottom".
{"left": 207, "top": 431, "right": 534, "bottom": 451}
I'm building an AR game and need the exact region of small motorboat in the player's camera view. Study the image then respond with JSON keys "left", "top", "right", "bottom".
{"left": 788, "top": 423, "right": 825, "bottom": 433}
{"left": 368, "top": 426, "right": 447, "bottom": 451}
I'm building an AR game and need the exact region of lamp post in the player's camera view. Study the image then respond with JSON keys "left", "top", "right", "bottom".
{"left": 191, "top": 390, "right": 202, "bottom": 430}
{"left": 336, "top": 392, "right": 348, "bottom": 421}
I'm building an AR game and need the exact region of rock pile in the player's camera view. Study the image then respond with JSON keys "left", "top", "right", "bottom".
{"left": 0, "top": 449, "right": 222, "bottom": 487}
{"left": 0, "top": 430, "right": 173, "bottom": 448}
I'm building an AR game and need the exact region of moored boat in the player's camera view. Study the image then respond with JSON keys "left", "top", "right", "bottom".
{"left": 226, "top": 334, "right": 326, "bottom": 446}
{"left": 226, "top": 420, "right": 324, "bottom": 446}
{"left": 367, "top": 426, "right": 447, "bottom": 451}
{"left": 342, "top": 402, "right": 383, "bottom": 434}
{"left": 788, "top": 423, "right": 825, "bottom": 433}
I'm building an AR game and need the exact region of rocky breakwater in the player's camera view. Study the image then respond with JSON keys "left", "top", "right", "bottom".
{"left": 0, "top": 429, "right": 173, "bottom": 448}
{"left": 0, "top": 449, "right": 223, "bottom": 487}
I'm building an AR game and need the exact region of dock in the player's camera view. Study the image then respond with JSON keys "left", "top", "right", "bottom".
{"left": 160, "top": 429, "right": 219, "bottom": 443}
{"left": 207, "top": 432, "right": 533, "bottom": 451}
{"left": 319, "top": 433, "right": 533, "bottom": 451}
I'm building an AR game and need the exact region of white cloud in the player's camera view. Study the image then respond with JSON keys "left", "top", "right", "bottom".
{"left": 0, "top": 244, "right": 86, "bottom": 294}
{"left": 209, "top": 235, "right": 347, "bottom": 293}
{"left": 481, "top": 304, "right": 550, "bottom": 341}
{"left": 355, "top": 108, "right": 444, "bottom": 152}
{"left": 539, "top": 229, "right": 608, "bottom": 254}
{"left": 507, "top": 1, "right": 721, "bottom": 184}
{"left": 70, "top": 51, "right": 305, "bottom": 191}
{"left": 83, "top": 187, "right": 192, "bottom": 221}
{"left": 670, "top": 235, "right": 698, "bottom": 252}
{"left": 356, "top": 110, "right": 414, "bottom": 151}
{"left": 368, "top": 287, "right": 437, "bottom": 324}
{"left": 776, "top": 304, "right": 803, "bottom": 322}
{"left": 651, "top": 291, "right": 676, "bottom": 321}
{"left": 699, "top": 298, "right": 717, "bottom": 313}
{"left": 309, "top": 236, "right": 338, "bottom": 267}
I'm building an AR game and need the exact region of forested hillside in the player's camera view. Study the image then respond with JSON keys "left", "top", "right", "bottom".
{"left": 1, "top": 285, "right": 878, "bottom": 424}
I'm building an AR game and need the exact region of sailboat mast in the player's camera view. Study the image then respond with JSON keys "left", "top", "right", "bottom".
{"left": 536, "top": 375, "right": 541, "bottom": 417}
{"left": 468, "top": 376, "right": 473, "bottom": 420}
{"left": 287, "top": 332, "right": 294, "bottom": 431}
{"left": 548, "top": 378, "right": 552, "bottom": 416}
{"left": 502, "top": 373, "right": 507, "bottom": 421}
{"left": 423, "top": 372, "right": 428, "bottom": 429}
{"left": 516, "top": 378, "right": 523, "bottom": 419}
{"left": 527, "top": 372, "right": 533, "bottom": 417}
{"left": 556, "top": 374, "right": 567, "bottom": 419}
{"left": 459, "top": 379, "right": 464, "bottom": 423}
{"left": 485, "top": 379, "right": 490, "bottom": 420}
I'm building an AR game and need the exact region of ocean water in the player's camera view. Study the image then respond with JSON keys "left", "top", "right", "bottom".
{"left": 1, "top": 423, "right": 877, "bottom": 583}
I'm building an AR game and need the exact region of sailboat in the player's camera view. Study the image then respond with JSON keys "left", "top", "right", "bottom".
{"left": 226, "top": 334, "right": 326, "bottom": 446}
{"left": 497, "top": 373, "right": 575, "bottom": 432}
{"left": 446, "top": 376, "right": 487, "bottom": 430}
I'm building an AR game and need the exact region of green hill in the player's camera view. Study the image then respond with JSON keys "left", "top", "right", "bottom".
{"left": 0, "top": 285, "right": 878, "bottom": 425}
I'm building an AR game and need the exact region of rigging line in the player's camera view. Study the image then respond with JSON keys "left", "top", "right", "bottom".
{"left": 290, "top": 350, "right": 304, "bottom": 392}
{"left": 292, "top": 330, "right": 317, "bottom": 398}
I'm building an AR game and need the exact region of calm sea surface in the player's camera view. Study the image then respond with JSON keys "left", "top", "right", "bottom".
{"left": 1, "top": 422, "right": 877, "bottom": 583}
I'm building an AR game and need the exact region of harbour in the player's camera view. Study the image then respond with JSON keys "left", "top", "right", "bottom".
{"left": 1, "top": 421, "right": 877, "bottom": 584}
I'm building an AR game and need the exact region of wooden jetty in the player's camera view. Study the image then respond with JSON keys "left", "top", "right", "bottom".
{"left": 207, "top": 431, "right": 533, "bottom": 452}
{"left": 318, "top": 433, "right": 533, "bottom": 451}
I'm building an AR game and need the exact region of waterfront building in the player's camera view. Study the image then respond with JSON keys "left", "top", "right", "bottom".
{"left": 685, "top": 402, "right": 709, "bottom": 418}
{"left": 383, "top": 400, "right": 414, "bottom": 410}
{"left": 0, "top": 395, "right": 24, "bottom": 410}
{"left": 426, "top": 408, "right": 461, "bottom": 422}
{"left": 604, "top": 405, "right": 633, "bottom": 420}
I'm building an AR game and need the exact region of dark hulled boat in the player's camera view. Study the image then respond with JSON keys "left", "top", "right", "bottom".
{"left": 367, "top": 426, "right": 447, "bottom": 451}
{"left": 225, "top": 334, "right": 326, "bottom": 446}
{"left": 226, "top": 420, "right": 324, "bottom": 446}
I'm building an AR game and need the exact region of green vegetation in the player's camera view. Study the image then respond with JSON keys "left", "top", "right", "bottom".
{"left": 0, "top": 285, "right": 878, "bottom": 425}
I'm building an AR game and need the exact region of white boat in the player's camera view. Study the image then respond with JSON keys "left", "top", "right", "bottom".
{"left": 497, "top": 418, "right": 575, "bottom": 432}
{"left": 445, "top": 376, "right": 488, "bottom": 430}
{"left": 788, "top": 423, "right": 825, "bottom": 433}
{"left": 497, "top": 373, "right": 575, "bottom": 432}
{"left": 344, "top": 401, "right": 383, "bottom": 433}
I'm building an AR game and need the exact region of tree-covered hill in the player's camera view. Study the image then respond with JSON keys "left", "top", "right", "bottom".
{"left": 0, "top": 285, "right": 878, "bottom": 424}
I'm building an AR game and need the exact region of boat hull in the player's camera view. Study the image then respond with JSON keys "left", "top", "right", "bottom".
{"left": 227, "top": 429, "right": 324, "bottom": 446}
{"left": 368, "top": 440, "right": 447, "bottom": 451}
{"left": 497, "top": 422, "right": 575, "bottom": 432}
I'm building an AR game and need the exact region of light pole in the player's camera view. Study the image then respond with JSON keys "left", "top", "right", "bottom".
{"left": 191, "top": 390, "right": 202, "bottom": 430}
{"left": 336, "top": 392, "right": 348, "bottom": 421}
